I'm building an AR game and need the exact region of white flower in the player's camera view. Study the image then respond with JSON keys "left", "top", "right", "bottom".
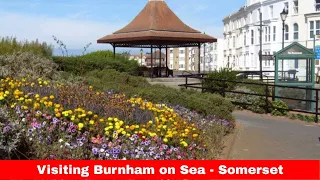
{"left": 105, "top": 153, "right": 110, "bottom": 157}
{"left": 122, "top": 157, "right": 127, "bottom": 160}
{"left": 58, "top": 139, "right": 64, "bottom": 143}
{"left": 22, "top": 118, "right": 25, "bottom": 122}
{"left": 60, "top": 145, "right": 63, "bottom": 148}
{"left": 29, "top": 138, "right": 33, "bottom": 141}
{"left": 100, "top": 149, "right": 105, "bottom": 153}
{"left": 65, "top": 142, "right": 70, "bottom": 147}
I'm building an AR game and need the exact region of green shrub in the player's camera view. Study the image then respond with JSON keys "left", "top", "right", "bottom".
{"left": 202, "top": 68, "right": 238, "bottom": 95}
{"left": 226, "top": 86, "right": 266, "bottom": 114}
{"left": 84, "top": 69, "right": 235, "bottom": 121}
{"left": 0, "top": 37, "right": 53, "bottom": 57}
{"left": 239, "top": 79, "right": 267, "bottom": 94}
{"left": 52, "top": 50, "right": 139, "bottom": 76}
{"left": 271, "top": 100, "right": 288, "bottom": 116}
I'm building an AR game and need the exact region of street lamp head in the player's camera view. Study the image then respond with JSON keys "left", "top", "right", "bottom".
{"left": 280, "top": 8, "right": 288, "bottom": 21}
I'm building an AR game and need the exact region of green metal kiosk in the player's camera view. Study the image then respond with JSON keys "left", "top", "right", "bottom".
{"left": 274, "top": 42, "right": 316, "bottom": 112}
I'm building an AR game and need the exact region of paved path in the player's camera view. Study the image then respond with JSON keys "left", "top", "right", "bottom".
{"left": 230, "top": 111, "right": 320, "bottom": 159}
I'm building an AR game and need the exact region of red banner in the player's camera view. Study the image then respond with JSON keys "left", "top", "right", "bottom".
{"left": 0, "top": 160, "right": 318, "bottom": 179}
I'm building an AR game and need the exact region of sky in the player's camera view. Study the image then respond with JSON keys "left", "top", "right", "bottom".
{"left": 0, "top": 0, "right": 246, "bottom": 55}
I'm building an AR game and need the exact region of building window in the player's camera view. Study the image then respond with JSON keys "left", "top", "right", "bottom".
{"left": 233, "top": 36, "right": 235, "bottom": 47}
{"left": 284, "top": 2, "right": 289, "bottom": 12}
{"left": 170, "top": 50, "right": 173, "bottom": 53}
{"left": 293, "top": 0, "right": 298, "bottom": 14}
{"left": 180, "top": 50, "right": 184, "bottom": 54}
{"left": 268, "top": 26, "right": 271, "bottom": 41}
{"left": 257, "top": 9, "right": 260, "bottom": 20}
{"left": 294, "top": 23, "right": 299, "bottom": 40}
{"left": 251, "top": 30, "right": 254, "bottom": 45}
{"left": 269, "top": 5, "right": 273, "bottom": 18}
{"left": 265, "top": 27, "right": 268, "bottom": 42}
{"left": 285, "top": 25, "right": 289, "bottom": 40}
{"left": 273, "top": 26, "right": 276, "bottom": 41}
{"left": 244, "top": 32, "right": 247, "bottom": 45}
{"left": 310, "top": 21, "right": 315, "bottom": 38}
{"left": 316, "top": 0, "right": 320, "bottom": 11}
{"left": 317, "top": 21, "right": 320, "bottom": 35}
{"left": 179, "top": 64, "right": 184, "bottom": 68}
{"left": 294, "top": 59, "right": 299, "bottom": 68}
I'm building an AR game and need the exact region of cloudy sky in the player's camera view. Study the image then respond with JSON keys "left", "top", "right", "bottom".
{"left": 0, "top": 0, "right": 246, "bottom": 55}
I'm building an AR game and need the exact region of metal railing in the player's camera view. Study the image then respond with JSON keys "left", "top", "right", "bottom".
{"left": 178, "top": 74, "right": 319, "bottom": 123}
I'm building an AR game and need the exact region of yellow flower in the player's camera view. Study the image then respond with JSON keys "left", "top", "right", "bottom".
{"left": 49, "top": 95, "right": 55, "bottom": 99}
{"left": 163, "top": 138, "right": 168, "bottom": 143}
{"left": 71, "top": 116, "right": 75, "bottom": 121}
{"left": 108, "top": 117, "right": 113, "bottom": 121}
{"left": 0, "top": 96, "right": 4, "bottom": 101}
{"left": 148, "top": 121, "right": 153, "bottom": 124}
{"left": 55, "top": 113, "right": 61, "bottom": 118}
{"left": 88, "top": 111, "right": 93, "bottom": 115}
{"left": 181, "top": 141, "right": 188, "bottom": 147}
{"left": 78, "top": 123, "right": 84, "bottom": 130}
{"left": 89, "top": 120, "right": 95, "bottom": 125}
{"left": 192, "top": 134, "right": 199, "bottom": 138}
{"left": 99, "top": 118, "right": 104, "bottom": 122}
{"left": 121, "top": 131, "right": 126, "bottom": 135}
{"left": 23, "top": 106, "right": 28, "bottom": 110}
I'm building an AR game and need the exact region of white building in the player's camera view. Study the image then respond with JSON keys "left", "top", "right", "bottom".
{"left": 223, "top": 0, "right": 320, "bottom": 75}
{"left": 199, "top": 38, "right": 225, "bottom": 71}
{"left": 168, "top": 38, "right": 224, "bottom": 72}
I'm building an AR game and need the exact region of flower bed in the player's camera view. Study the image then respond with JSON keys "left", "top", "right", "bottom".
{"left": 0, "top": 77, "right": 232, "bottom": 160}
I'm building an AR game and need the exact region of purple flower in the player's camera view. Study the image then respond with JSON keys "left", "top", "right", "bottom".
{"left": 112, "top": 154, "right": 118, "bottom": 159}
{"left": 28, "top": 129, "right": 33, "bottom": 133}
{"left": 49, "top": 154, "right": 55, "bottom": 159}
{"left": 92, "top": 148, "right": 98, "bottom": 155}
{"left": 47, "top": 137, "right": 52, "bottom": 143}
{"left": 154, "top": 154, "right": 160, "bottom": 159}
{"left": 52, "top": 117, "right": 60, "bottom": 123}
{"left": 3, "top": 126, "right": 10, "bottom": 133}
{"left": 102, "top": 144, "right": 107, "bottom": 149}
{"left": 123, "top": 150, "right": 129, "bottom": 154}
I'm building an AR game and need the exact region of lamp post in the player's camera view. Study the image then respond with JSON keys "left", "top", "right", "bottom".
{"left": 280, "top": 8, "right": 288, "bottom": 49}
{"left": 280, "top": 8, "right": 288, "bottom": 79}
{"left": 140, "top": 49, "right": 143, "bottom": 66}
